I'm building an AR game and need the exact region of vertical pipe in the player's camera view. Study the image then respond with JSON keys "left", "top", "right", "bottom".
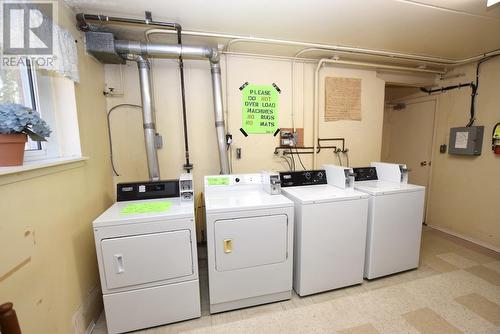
{"left": 313, "top": 60, "right": 325, "bottom": 169}
{"left": 177, "top": 28, "right": 192, "bottom": 171}
{"left": 136, "top": 56, "right": 161, "bottom": 181}
{"left": 209, "top": 60, "right": 230, "bottom": 174}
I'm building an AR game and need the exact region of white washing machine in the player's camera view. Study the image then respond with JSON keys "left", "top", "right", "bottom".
{"left": 204, "top": 173, "right": 294, "bottom": 313}
{"left": 353, "top": 165, "right": 425, "bottom": 279}
{"left": 93, "top": 180, "right": 200, "bottom": 334}
{"left": 279, "top": 169, "right": 369, "bottom": 296}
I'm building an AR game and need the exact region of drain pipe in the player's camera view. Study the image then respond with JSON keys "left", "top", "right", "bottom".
{"left": 115, "top": 40, "right": 230, "bottom": 174}
{"left": 134, "top": 55, "right": 160, "bottom": 181}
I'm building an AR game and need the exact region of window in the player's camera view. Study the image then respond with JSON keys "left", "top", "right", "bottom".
{"left": 0, "top": 59, "right": 47, "bottom": 159}
{"left": 0, "top": 59, "right": 81, "bottom": 162}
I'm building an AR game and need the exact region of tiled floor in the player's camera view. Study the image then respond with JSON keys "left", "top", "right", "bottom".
{"left": 92, "top": 227, "right": 500, "bottom": 333}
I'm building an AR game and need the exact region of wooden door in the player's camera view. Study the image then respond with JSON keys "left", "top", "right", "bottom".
{"left": 382, "top": 100, "right": 436, "bottom": 219}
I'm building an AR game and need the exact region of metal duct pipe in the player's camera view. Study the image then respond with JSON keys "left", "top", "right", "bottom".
{"left": 210, "top": 60, "right": 231, "bottom": 174}
{"left": 136, "top": 56, "right": 161, "bottom": 181}
{"left": 115, "top": 40, "right": 215, "bottom": 60}
{"left": 114, "top": 40, "right": 229, "bottom": 174}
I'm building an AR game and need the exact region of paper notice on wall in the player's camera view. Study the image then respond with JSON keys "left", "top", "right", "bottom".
{"left": 241, "top": 84, "right": 279, "bottom": 134}
{"left": 455, "top": 131, "right": 469, "bottom": 149}
{"left": 324, "top": 77, "right": 361, "bottom": 122}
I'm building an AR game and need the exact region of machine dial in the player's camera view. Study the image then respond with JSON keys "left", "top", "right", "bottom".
{"left": 304, "top": 172, "right": 312, "bottom": 180}
{"left": 317, "top": 171, "right": 324, "bottom": 179}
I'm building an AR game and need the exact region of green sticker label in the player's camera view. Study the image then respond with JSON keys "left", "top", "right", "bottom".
{"left": 242, "top": 84, "right": 279, "bottom": 134}
{"left": 121, "top": 201, "right": 172, "bottom": 215}
{"left": 207, "top": 176, "right": 230, "bottom": 185}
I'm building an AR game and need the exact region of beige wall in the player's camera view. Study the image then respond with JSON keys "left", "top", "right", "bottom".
{"left": 106, "top": 57, "right": 385, "bottom": 193}
{"left": 0, "top": 1, "right": 113, "bottom": 333}
{"left": 384, "top": 58, "right": 500, "bottom": 250}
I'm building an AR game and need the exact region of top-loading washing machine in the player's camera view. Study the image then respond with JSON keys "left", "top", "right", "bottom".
{"left": 93, "top": 178, "right": 200, "bottom": 334}
{"left": 204, "top": 173, "right": 294, "bottom": 313}
{"left": 280, "top": 169, "right": 369, "bottom": 296}
{"left": 353, "top": 164, "right": 425, "bottom": 279}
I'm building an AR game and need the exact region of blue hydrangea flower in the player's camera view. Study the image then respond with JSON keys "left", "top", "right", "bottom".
{"left": 0, "top": 103, "right": 51, "bottom": 140}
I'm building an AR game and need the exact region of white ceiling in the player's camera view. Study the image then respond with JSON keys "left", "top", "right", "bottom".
{"left": 66, "top": 0, "right": 500, "bottom": 60}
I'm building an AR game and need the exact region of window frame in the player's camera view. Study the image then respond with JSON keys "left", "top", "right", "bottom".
{"left": 18, "top": 59, "right": 51, "bottom": 162}
{"left": 1, "top": 59, "right": 81, "bottom": 168}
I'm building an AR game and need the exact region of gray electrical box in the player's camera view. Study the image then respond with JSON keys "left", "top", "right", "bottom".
{"left": 448, "top": 126, "right": 484, "bottom": 156}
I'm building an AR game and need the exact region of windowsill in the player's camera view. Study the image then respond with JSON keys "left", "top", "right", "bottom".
{"left": 0, "top": 156, "right": 88, "bottom": 185}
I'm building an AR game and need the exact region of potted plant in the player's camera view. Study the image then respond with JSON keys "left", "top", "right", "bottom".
{"left": 0, "top": 103, "right": 51, "bottom": 166}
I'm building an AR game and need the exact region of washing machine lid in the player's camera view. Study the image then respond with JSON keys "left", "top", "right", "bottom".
{"left": 93, "top": 197, "right": 194, "bottom": 227}
{"left": 204, "top": 190, "right": 293, "bottom": 214}
{"left": 354, "top": 180, "right": 424, "bottom": 195}
{"left": 281, "top": 185, "right": 369, "bottom": 204}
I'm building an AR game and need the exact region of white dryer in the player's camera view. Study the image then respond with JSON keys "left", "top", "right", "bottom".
{"left": 353, "top": 166, "right": 425, "bottom": 279}
{"left": 204, "top": 174, "right": 294, "bottom": 313}
{"left": 280, "top": 169, "right": 369, "bottom": 296}
{"left": 93, "top": 180, "right": 200, "bottom": 334}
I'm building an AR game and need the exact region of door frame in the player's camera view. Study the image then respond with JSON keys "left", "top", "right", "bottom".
{"left": 384, "top": 95, "right": 439, "bottom": 223}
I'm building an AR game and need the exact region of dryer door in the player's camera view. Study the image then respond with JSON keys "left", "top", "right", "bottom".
{"left": 214, "top": 214, "right": 288, "bottom": 271}
{"left": 101, "top": 230, "right": 193, "bottom": 290}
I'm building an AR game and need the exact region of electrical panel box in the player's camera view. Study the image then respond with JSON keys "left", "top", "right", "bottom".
{"left": 448, "top": 126, "right": 484, "bottom": 156}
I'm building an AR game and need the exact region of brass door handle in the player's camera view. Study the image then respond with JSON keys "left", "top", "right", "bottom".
{"left": 223, "top": 239, "right": 233, "bottom": 253}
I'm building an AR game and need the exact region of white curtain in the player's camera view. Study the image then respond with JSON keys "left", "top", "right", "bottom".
{"left": 47, "top": 24, "right": 79, "bottom": 83}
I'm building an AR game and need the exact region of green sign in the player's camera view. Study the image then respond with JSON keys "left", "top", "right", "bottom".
{"left": 121, "top": 201, "right": 172, "bottom": 215}
{"left": 241, "top": 84, "right": 279, "bottom": 134}
{"left": 207, "top": 176, "right": 230, "bottom": 185}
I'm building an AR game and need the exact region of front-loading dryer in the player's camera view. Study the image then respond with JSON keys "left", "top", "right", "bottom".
{"left": 93, "top": 180, "right": 200, "bottom": 333}
{"left": 204, "top": 174, "right": 294, "bottom": 313}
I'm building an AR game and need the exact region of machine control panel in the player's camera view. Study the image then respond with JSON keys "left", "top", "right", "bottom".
{"left": 179, "top": 173, "right": 194, "bottom": 201}
{"left": 205, "top": 174, "right": 261, "bottom": 187}
{"left": 352, "top": 167, "right": 378, "bottom": 182}
{"left": 279, "top": 170, "right": 327, "bottom": 187}
{"left": 261, "top": 171, "right": 282, "bottom": 195}
{"left": 117, "top": 180, "right": 180, "bottom": 202}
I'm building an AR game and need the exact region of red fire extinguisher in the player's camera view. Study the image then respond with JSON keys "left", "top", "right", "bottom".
{"left": 493, "top": 123, "right": 500, "bottom": 154}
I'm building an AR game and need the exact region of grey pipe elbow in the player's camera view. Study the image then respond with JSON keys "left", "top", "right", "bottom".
{"left": 208, "top": 48, "right": 220, "bottom": 64}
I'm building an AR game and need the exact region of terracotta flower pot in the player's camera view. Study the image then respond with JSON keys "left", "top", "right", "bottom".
{"left": 0, "top": 134, "right": 27, "bottom": 166}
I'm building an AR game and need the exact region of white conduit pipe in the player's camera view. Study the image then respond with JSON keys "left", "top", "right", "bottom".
{"left": 145, "top": 29, "right": 496, "bottom": 170}
{"left": 115, "top": 40, "right": 231, "bottom": 174}
{"left": 144, "top": 29, "right": 500, "bottom": 67}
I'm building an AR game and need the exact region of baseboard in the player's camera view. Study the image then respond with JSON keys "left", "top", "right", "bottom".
{"left": 427, "top": 224, "right": 500, "bottom": 254}
{"left": 72, "top": 286, "right": 103, "bottom": 334}
{"left": 85, "top": 319, "right": 96, "bottom": 334}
